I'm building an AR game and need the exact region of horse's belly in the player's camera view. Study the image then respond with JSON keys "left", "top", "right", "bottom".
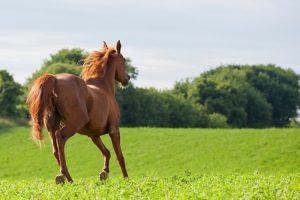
{"left": 78, "top": 125, "right": 108, "bottom": 136}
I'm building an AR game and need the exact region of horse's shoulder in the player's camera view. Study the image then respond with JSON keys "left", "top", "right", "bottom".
{"left": 86, "top": 84, "right": 108, "bottom": 99}
{"left": 86, "top": 84, "right": 102, "bottom": 93}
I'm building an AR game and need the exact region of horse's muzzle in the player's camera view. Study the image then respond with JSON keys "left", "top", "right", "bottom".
{"left": 124, "top": 74, "right": 130, "bottom": 86}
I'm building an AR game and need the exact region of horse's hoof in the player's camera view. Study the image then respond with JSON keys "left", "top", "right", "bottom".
{"left": 55, "top": 174, "right": 66, "bottom": 185}
{"left": 99, "top": 171, "right": 109, "bottom": 181}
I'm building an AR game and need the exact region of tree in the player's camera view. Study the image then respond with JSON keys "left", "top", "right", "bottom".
{"left": 246, "top": 65, "right": 300, "bottom": 127}
{"left": 0, "top": 70, "right": 22, "bottom": 118}
{"left": 188, "top": 65, "right": 296, "bottom": 127}
{"left": 189, "top": 66, "right": 250, "bottom": 127}
{"left": 173, "top": 78, "right": 192, "bottom": 99}
{"left": 125, "top": 58, "right": 138, "bottom": 80}
{"left": 117, "top": 85, "right": 209, "bottom": 127}
{"left": 208, "top": 113, "right": 229, "bottom": 128}
{"left": 26, "top": 48, "right": 86, "bottom": 86}
{"left": 44, "top": 48, "right": 86, "bottom": 66}
{"left": 245, "top": 87, "right": 272, "bottom": 127}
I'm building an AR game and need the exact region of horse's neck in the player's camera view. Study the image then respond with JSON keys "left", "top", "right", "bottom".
{"left": 86, "top": 64, "right": 116, "bottom": 95}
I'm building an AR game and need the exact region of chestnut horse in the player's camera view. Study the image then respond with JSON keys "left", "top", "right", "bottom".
{"left": 27, "top": 41, "right": 130, "bottom": 184}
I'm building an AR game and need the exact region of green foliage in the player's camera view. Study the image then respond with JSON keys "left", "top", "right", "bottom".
{"left": 245, "top": 87, "right": 272, "bottom": 128}
{"left": 288, "top": 119, "right": 300, "bottom": 128}
{"left": 25, "top": 48, "right": 86, "bottom": 86}
{"left": 188, "top": 65, "right": 300, "bottom": 127}
{"left": 208, "top": 113, "right": 229, "bottom": 128}
{"left": 0, "top": 118, "right": 17, "bottom": 128}
{"left": 0, "top": 174, "right": 299, "bottom": 199}
{"left": 44, "top": 48, "right": 86, "bottom": 66}
{"left": 125, "top": 58, "right": 138, "bottom": 80}
{"left": 117, "top": 85, "right": 208, "bottom": 127}
{"left": 247, "top": 65, "right": 300, "bottom": 127}
{"left": 173, "top": 78, "right": 192, "bottom": 99}
{"left": 0, "top": 70, "right": 22, "bottom": 118}
{"left": 0, "top": 117, "right": 27, "bottom": 129}
{"left": 28, "top": 62, "right": 82, "bottom": 85}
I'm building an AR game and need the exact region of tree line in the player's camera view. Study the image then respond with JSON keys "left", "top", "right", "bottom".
{"left": 1, "top": 48, "right": 299, "bottom": 128}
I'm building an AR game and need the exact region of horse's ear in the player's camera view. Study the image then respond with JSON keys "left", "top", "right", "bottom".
{"left": 116, "top": 40, "right": 121, "bottom": 54}
{"left": 102, "top": 48, "right": 115, "bottom": 67}
{"left": 102, "top": 41, "right": 108, "bottom": 50}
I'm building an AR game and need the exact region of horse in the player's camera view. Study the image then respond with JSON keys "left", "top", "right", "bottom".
{"left": 27, "top": 41, "right": 130, "bottom": 184}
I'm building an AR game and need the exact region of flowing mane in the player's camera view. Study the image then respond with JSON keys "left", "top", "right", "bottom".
{"left": 81, "top": 48, "right": 116, "bottom": 80}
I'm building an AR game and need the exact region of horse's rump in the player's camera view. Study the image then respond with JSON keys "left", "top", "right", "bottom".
{"left": 27, "top": 73, "right": 90, "bottom": 141}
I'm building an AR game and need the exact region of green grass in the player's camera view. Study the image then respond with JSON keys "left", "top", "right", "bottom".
{"left": 0, "top": 174, "right": 299, "bottom": 199}
{"left": 0, "top": 127, "right": 300, "bottom": 199}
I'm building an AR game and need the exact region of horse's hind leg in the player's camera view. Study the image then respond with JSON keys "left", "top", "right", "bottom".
{"left": 55, "top": 125, "right": 78, "bottom": 183}
{"left": 90, "top": 136, "right": 111, "bottom": 180}
{"left": 45, "top": 113, "right": 61, "bottom": 166}
{"left": 55, "top": 116, "right": 88, "bottom": 184}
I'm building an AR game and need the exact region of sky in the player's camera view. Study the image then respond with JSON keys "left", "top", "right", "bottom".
{"left": 0, "top": 0, "right": 299, "bottom": 89}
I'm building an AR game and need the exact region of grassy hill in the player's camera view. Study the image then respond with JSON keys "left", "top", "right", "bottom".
{"left": 0, "top": 127, "right": 300, "bottom": 180}
{"left": 0, "top": 127, "right": 300, "bottom": 199}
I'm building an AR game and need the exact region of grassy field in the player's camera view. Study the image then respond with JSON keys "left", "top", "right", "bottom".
{"left": 0, "top": 127, "right": 300, "bottom": 199}
{"left": 0, "top": 174, "right": 299, "bottom": 199}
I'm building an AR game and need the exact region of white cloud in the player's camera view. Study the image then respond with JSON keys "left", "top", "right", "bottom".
{"left": 0, "top": 0, "right": 299, "bottom": 88}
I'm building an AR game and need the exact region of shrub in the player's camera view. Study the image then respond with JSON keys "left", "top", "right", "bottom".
{"left": 208, "top": 113, "right": 229, "bottom": 128}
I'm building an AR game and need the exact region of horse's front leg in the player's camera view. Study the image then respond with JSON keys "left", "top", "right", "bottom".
{"left": 109, "top": 129, "right": 128, "bottom": 178}
{"left": 90, "top": 136, "right": 111, "bottom": 180}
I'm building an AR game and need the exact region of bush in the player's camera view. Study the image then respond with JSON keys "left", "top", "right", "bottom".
{"left": 188, "top": 65, "right": 300, "bottom": 128}
{"left": 117, "top": 85, "right": 209, "bottom": 127}
{"left": 208, "top": 113, "right": 229, "bottom": 128}
{"left": 0, "top": 70, "right": 22, "bottom": 118}
{"left": 287, "top": 119, "right": 300, "bottom": 128}
{"left": 0, "top": 118, "right": 17, "bottom": 128}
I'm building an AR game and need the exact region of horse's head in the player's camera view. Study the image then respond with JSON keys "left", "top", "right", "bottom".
{"left": 82, "top": 41, "right": 130, "bottom": 86}
{"left": 106, "top": 40, "right": 130, "bottom": 86}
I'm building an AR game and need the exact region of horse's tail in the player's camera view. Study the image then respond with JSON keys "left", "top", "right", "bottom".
{"left": 27, "top": 74, "right": 56, "bottom": 142}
